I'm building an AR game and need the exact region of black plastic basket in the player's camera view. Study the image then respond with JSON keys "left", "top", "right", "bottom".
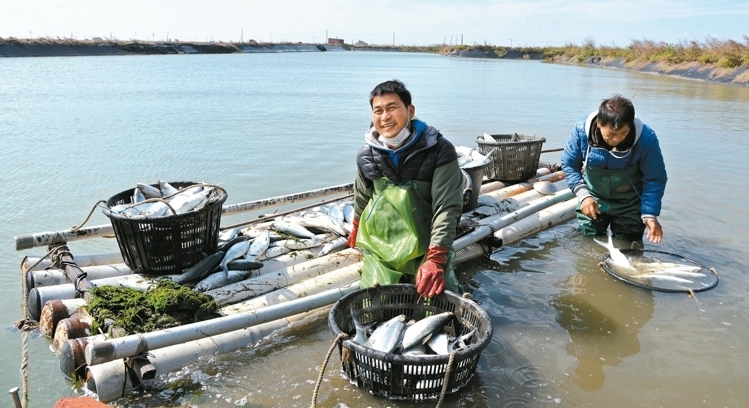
{"left": 476, "top": 133, "right": 545, "bottom": 181}
{"left": 328, "top": 284, "right": 493, "bottom": 401}
{"left": 102, "top": 182, "right": 227, "bottom": 275}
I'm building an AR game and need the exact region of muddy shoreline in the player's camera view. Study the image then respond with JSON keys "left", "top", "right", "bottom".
{"left": 2, "top": 41, "right": 746, "bottom": 87}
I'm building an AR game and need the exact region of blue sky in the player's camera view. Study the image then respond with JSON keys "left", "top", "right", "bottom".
{"left": 3, "top": 0, "right": 748, "bottom": 47}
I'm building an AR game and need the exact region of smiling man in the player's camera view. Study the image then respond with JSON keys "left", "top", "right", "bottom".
{"left": 561, "top": 95, "right": 668, "bottom": 243}
{"left": 348, "top": 80, "right": 464, "bottom": 298}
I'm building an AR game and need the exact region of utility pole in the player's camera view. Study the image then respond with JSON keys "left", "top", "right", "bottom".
{"left": 326, "top": 29, "right": 328, "bottom": 43}
{"left": 461, "top": 34, "right": 463, "bottom": 45}
{"left": 241, "top": 29, "right": 243, "bottom": 43}
{"left": 510, "top": 38, "right": 513, "bottom": 48}
{"left": 392, "top": 32, "right": 395, "bottom": 46}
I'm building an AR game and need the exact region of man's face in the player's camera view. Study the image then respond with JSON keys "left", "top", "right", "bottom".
{"left": 598, "top": 123, "right": 630, "bottom": 147}
{"left": 371, "top": 93, "right": 415, "bottom": 139}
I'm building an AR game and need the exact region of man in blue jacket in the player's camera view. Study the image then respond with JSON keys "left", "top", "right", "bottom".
{"left": 561, "top": 95, "right": 667, "bottom": 243}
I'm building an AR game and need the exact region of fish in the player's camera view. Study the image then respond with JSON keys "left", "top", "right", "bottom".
{"left": 132, "top": 187, "right": 146, "bottom": 204}
{"left": 637, "top": 274, "right": 694, "bottom": 284}
{"left": 594, "top": 228, "right": 634, "bottom": 270}
{"left": 350, "top": 306, "right": 371, "bottom": 346}
{"left": 367, "top": 314, "right": 407, "bottom": 354}
{"left": 340, "top": 202, "right": 354, "bottom": 224}
{"left": 319, "top": 237, "right": 348, "bottom": 256}
{"left": 270, "top": 238, "right": 321, "bottom": 250}
{"left": 136, "top": 182, "right": 163, "bottom": 199}
{"left": 121, "top": 201, "right": 170, "bottom": 218}
{"left": 402, "top": 343, "right": 429, "bottom": 356}
{"left": 172, "top": 250, "right": 226, "bottom": 284}
{"left": 218, "top": 228, "right": 240, "bottom": 243}
{"left": 217, "top": 236, "right": 250, "bottom": 253}
{"left": 426, "top": 330, "right": 451, "bottom": 355}
{"left": 256, "top": 246, "right": 291, "bottom": 261}
{"left": 245, "top": 229, "right": 270, "bottom": 261}
{"left": 219, "top": 239, "right": 251, "bottom": 277}
{"left": 326, "top": 204, "right": 345, "bottom": 222}
{"left": 271, "top": 220, "right": 316, "bottom": 239}
{"left": 209, "top": 258, "right": 263, "bottom": 274}
{"left": 167, "top": 187, "right": 213, "bottom": 214}
{"left": 401, "top": 312, "right": 454, "bottom": 351}
{"left": 194, "top": 269, "right": 253, "bottom": 292}
{"left": 298, "top": 212, "right": 348, "bottom": 236}
{"left": 158, "top": 180, "right": 179, "bottom": 196}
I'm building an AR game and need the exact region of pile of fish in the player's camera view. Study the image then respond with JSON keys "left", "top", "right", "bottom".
{"left": 455, "top": 145, "right": 492, "bottom": 169}
{"left": 350, "top": 310, "right": 476, "bottom": 356}
{"left": 106, "top": 181, "right": 223, "bottom": 218}
{"left": 595, "top": 229, "right": 708, "bottom": 286}
{"left": 163, "top": 200, "right": 355, "bottom": 292}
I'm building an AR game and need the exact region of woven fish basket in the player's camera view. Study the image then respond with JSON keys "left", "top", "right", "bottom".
{"left": 102, "top": 182, "right": 227, "bottom": 275}
{"left": 328, "top": 284, "right": 493, "bottom": 401}
{"left": 476, "top": 133, "right": 545, "bottom": 181}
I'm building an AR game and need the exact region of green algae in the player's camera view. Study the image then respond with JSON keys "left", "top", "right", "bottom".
{"left": 86, "top": 280, "right": 218, "bottom": 336}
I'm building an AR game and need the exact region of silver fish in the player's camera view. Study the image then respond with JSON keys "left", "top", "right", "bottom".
{"left": 401, "top": 312, "right": 454, "bottom": 351}
{"left": 246, "top": 230, "right": 270, "bottom": 261}
{"left": 350, "top": 307, "right": 371, "bottom": 346}
{"left": 271, "top": 220, "right": 316, "bottom": 239}
{"left": 218, "top": 228, "right": 240, "bottom": 243}
{"left": 368, "top": 314, "right": 407, "bottom": 353}
{"left": 256, "top": 246, "right": 290, "bottom": 261}
{"left": 299, "top": 212, "right": 348, "bottom": 236}
{"left": 172, "top": 250, "right": 225, "bottom": 284}
{"left": 132, "top": 187, "right": 146, "bottom": 204}
{"left": 219, "top": 240, "right": 251, "bottom": 276}
{"left": 426, "top": 330, "right": 451, "bottom": 355}
{"left": 194, "top": 269, "right": 253, "bottom": 292}
{"left": 168, "top": 187, "right": 213, "bottom": 214}
{"left": 594, "top": 228, "right": 634, "bottom": 270}
{"left": 402, "top": 343, "right": 429, "bottom": 356}
{"left": 158, "top": 180, "right": 179, "bottom": 196}
{"left": 638, "top": 274, "right": 694, "bottom": 284}
{"left": 270, "top": 238, "right": 320, "bottom": 250}
{"left": 341, "top": 202, "right": 354, "bottom": 224}
{"left": 136, "top": 182, "right": 163, "bottom": 199}
{"left": 319, "top": 237, "right": 348, "bottom": 256}
{"left": 122, "top": 201, "right": 169, "bottom": 218}
{"left": 327, "top": 204, "right": 345, "bottom": 222}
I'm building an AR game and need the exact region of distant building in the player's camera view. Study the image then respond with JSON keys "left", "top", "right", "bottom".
{"left": 328, "top": 38, "right": 344, "bottom": 45}
{"left": 355, "top": 40, "right": 368, "bottom": 46}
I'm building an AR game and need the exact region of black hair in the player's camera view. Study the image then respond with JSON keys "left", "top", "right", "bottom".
{"left": 597, "top": 94, "right": 635, "bottom": 129}
{"left": 369, "top": 79, "right": 412, "bottom": 107}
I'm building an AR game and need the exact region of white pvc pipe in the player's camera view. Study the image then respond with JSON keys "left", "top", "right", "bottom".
{"left": 85, "top": 276, "right": 361, "bottom": 366}
{"left": 218, "top": 263, "right": 362, "bottom": 315}
{"left": 455, "top": 187, "right": 574, "bottom": 250}
{"left": 15, "top": 183, "right": 354, "bottom": 250}
{"left": 86, "top": 306, "right": 333, "bottom": 403}
{"left": 493, "top": 198, "right": 577, "bottom": 246}
{"left": 28, "top": 263, "right": 133, "bottom": 290}
{"left": 206, "top": 248, "right": 363, "bottom": 305}
{"left": 27, "top": 274, "right": 152, "bottom": 321}
{"left": 22, "top": 252, "right": 124, "bottom": 272}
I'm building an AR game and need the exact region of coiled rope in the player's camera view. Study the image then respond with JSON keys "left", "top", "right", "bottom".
{"left": 310, "top": 333, "right": 348, "bottom": 408}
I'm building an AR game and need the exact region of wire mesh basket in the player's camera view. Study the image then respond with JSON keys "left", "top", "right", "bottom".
{"left": 476, "top": 133, "right": 546, "bottom": 181}
{"left": 328, "top": 284, "right": 493, "bottom": 401}
{"left": 102, "top": 182, "right": 227, "bottom": 275}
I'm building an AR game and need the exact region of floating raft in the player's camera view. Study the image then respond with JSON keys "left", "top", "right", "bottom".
{"left": 15, "top": 166, "right": 576, "bottom": 403}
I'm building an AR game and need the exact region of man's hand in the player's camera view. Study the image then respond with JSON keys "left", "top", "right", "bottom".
{"left": 415, "top": 245, "right": 449, "bottom": 298}
{"left": 581, "top": 197, "right": 601, "bottom": 219}
{"left": 644, "top": 218, "right": 663, "bottom": 243}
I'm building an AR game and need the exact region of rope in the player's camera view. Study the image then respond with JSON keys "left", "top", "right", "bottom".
{"left": 310, "top": 333, "right": 348, "bottom": 408}
{"left": 13, "top": 246, "right": 57, "bottom": 408}
{"left": 435, "top": 351, "right": 458, "bottom": 408}
{"left": 70, "top": 199, "right": 107, "bottom": 231}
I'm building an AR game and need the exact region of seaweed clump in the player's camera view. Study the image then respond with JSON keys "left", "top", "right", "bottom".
{"left": 86, "top": 280, "right": 218, "bottom": 336}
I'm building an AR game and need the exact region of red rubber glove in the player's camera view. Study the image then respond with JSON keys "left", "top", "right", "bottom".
{"left": 415, "top": 245, "right": 449, "bottom": 298}
{"left": 347, "top": 218, "right": 360, "bottom": 248}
